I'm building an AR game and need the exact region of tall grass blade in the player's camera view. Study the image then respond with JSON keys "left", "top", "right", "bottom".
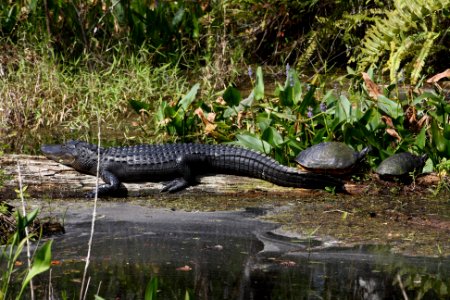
{"left": 144, "top": 277, "right": 158, "bottom": 300}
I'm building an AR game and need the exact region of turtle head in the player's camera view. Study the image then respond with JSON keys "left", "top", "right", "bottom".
{"left": 357, "top": 145, "right": 372, "bottom": 160}
{"left": 418, "top": 153, "right": 429, "bottom": 169}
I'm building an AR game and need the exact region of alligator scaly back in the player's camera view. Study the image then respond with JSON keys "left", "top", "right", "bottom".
{"left": 41, "top": 141, "right": 344, "bottom": 197}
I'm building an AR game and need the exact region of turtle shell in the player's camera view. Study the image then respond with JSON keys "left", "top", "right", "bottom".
{"left": 295, "top": 142, "right": 370, "bottom": 175}
{"left": 376, "top": 152, "right": 427, "bottom": 178}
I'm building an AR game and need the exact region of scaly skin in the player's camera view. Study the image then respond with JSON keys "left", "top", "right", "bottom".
{"left": 41, "top": 140, "right": 344, "bottom": 197}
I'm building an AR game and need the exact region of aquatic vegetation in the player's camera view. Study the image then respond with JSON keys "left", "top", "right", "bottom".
{"left": 135, "top": 66, "right": 448, "bottom": 176}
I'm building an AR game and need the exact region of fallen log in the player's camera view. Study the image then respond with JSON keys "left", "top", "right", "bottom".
{"left": 0, "top": 154, "right": 330, "bottom": 199}
{"left": 1, "top": 155, "right": 440, "bottom": 200}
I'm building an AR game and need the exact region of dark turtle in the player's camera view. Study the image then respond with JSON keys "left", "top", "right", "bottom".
{"left": 376, "top": 152, "right": 427, "bottom": 181}
{"left": 295, "top": 142, "right": 371, "bottom": 175}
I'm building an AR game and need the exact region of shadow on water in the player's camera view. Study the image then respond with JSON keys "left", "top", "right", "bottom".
{"left": 5, "top": 201, "right": 450, "bottom": 299}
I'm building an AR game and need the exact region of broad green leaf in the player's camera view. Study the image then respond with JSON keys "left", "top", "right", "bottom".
{"left": 129, "top": 99, "right": 151, "bottom": 114}
{"left": 279, "top": 86, "right": 293, "bottom": 107}
{"left": 336, "top": 95, "right": 352, "bottom": 123}
{"left": 363, "top": 107, "right": 382, "bottom": 131}
{"left": 279, "top": 69, "right": 302, "bottom": 106}
{"left": 270, "top": 111, "right": 297, "bottom": 122}
{"left": 256, "top": 114, "right": 272, "bottom": 132}
{"left": 444, "top": 123, "right": 450, "bottom": 140}
{"left": 377, "top": 95, "right": 401, "bottom": 119}
{"left": 431, "top": 119, "right": 447, "bottom": 153}
{"left": 423, "top": 158, "right": 434, "bottom": 173}
{"left": 415, "top": 126, "right": 426, "bottom": 150}
{"left": 298, "top": 85, "right": 316, "bottom": 114}
{"left": 262, "top": 127, "right": 284, "bottom": 147}
{"left": 240, "top": 91, "right": 254, "bottom": 107}
{"left": 254, "top": 67, "right": 264, "bottom": 101}
{"left": 346, "top": 66, "right": 356, "bottom": 75}
{"left": 172, "top": 7, "right": 185, "bottom": 27}
{"left": 179, "top": 83, "right": 200, "bottom": 112}
{"left": 18, "top": 240, "right": 53, "bottom": 299}
{"left": 223, "top": 107, "right": 237, "bottom": 118}
{"left": 235, "top": 134, "right": 272, "bottom": 154}
{"left": 223, "top": 86, "right": 241, "bottom": 106}
{"left": 156, "top": 101, "right": 166, "bottom": 122}
{"left": 25, "top": 208, "right": 39, "bottom": 227}
{"left": 288, "top": 70, "right": 302, "bottom": 105}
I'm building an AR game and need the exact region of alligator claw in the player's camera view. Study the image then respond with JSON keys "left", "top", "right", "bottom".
{"left": 161, "top": 178, "right": 190, "bottom": 193}
{"left": 85, "top": 190, "right": 97, "bottom": 198}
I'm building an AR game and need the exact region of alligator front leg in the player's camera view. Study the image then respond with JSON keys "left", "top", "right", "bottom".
{"left": 86, "top": 170, "right": 122, "bottom": 197}
{"left": 161, "top": 154, "right": 207, "bottom": 192}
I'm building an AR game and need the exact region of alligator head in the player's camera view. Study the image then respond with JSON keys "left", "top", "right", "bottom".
{"left": 41, "top": 140, "right": 99, "bottom": 174}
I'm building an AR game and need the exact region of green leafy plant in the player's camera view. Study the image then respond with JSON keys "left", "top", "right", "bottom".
{"left": 0, "top": 209, "right": 53, "bottom": 300}
{"left": 146, "top": 65, "right": 450, "bottom": 177}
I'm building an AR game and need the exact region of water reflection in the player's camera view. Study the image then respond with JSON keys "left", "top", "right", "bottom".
{"left": 7, "top": 204, "right": 450, "bottom": 299}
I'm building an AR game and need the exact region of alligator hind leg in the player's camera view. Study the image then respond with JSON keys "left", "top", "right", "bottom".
{"left": 161, "top": 154, "right": 207, "bottom": 193}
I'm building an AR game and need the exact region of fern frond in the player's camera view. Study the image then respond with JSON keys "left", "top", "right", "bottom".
{"left": 387, "top": 37, "right": 414, "bottom": 82}
{"left": 356, "top": 0, "right": 450, "bottom": 83}
{"left": 297, "top": 31, "right": 318, "bottom": 69}
{"left": 411, "top": 32, "right": 439, "bottom": 84}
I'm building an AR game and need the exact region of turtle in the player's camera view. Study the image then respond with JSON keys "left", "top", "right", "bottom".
{"left": 295, "top": 142, "right": 371, "bottom": 175}
{"left": 376, "top": 152, "right": 427, "bottom": 181}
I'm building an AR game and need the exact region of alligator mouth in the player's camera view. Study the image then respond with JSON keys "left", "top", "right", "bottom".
{"left": 41, "top": 144, "right": 75, "bottom": 165}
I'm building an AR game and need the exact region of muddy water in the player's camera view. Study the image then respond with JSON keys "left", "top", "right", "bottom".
{"left": 6, "top": 200, "right": 450, "bottom": 299}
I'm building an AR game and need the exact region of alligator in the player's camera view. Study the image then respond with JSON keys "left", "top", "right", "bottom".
{"left": 41, "top": 140, "right": 344, "bottom": 197}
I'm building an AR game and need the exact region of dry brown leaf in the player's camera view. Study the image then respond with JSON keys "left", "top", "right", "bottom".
{"left": 386, "top": 128, "right": 402, "bottom": 141}
{"left": 417, "top": 115, "right": 430, "bottom": 128}
{"left": 405, "top": 106, "right": 417, "bottom": 124}
{"left": 194, "top": 107, "right": 208, "bottom": 124}
{"left": 381, "top": 116, "right": 394, "bottom": 128}
{"left": 426, "top": 69, "right": 450, "bottom": 83}
{"left": 51, "top": 260, "right": 62, "bottom": 266}
{"left": 279, "top": 260, "right": 297, "bottom": 267}
{"left": 15, "top": 261, "right": 23, "bottom": 266}
{"left": 237, "top": 111, "right": 244, "bottom": 129}
{"left": 205, "top": 123, "right": 217, "bottom": 134}
{"left": 176, "top": 265, "right": 192, "bottom": 272}
{"left": 207, "top": 112, "right": 216, "bottom": 123}
{"left": 362, "top": 72, "right": 382, "bottom": 99}
{"left": 195, "top": 108, "right": 216, "bottom": 125}
{"left": 216, "top": 96, "right": 226, "bottom": 105}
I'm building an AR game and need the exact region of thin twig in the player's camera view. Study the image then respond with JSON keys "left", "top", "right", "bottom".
{"left": 79, "top": 115, "right": 101, "bottom": 300}
{"left": 17, "top": 162, "right": 35, "bottom": 300}
{"left": 83, "top": 277, "right": 91, "bottom": 300}
{"left": 322, "top": 209, "right": 352, "bottom": 214}
{"left": 48, "top": 269, "right": 53, "bottom": 300}
{"left": 96, "top": 281, "right": 102, "bottom": 297}
{"left": 396, "top": 274, "right": 409, "bottom": 300}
